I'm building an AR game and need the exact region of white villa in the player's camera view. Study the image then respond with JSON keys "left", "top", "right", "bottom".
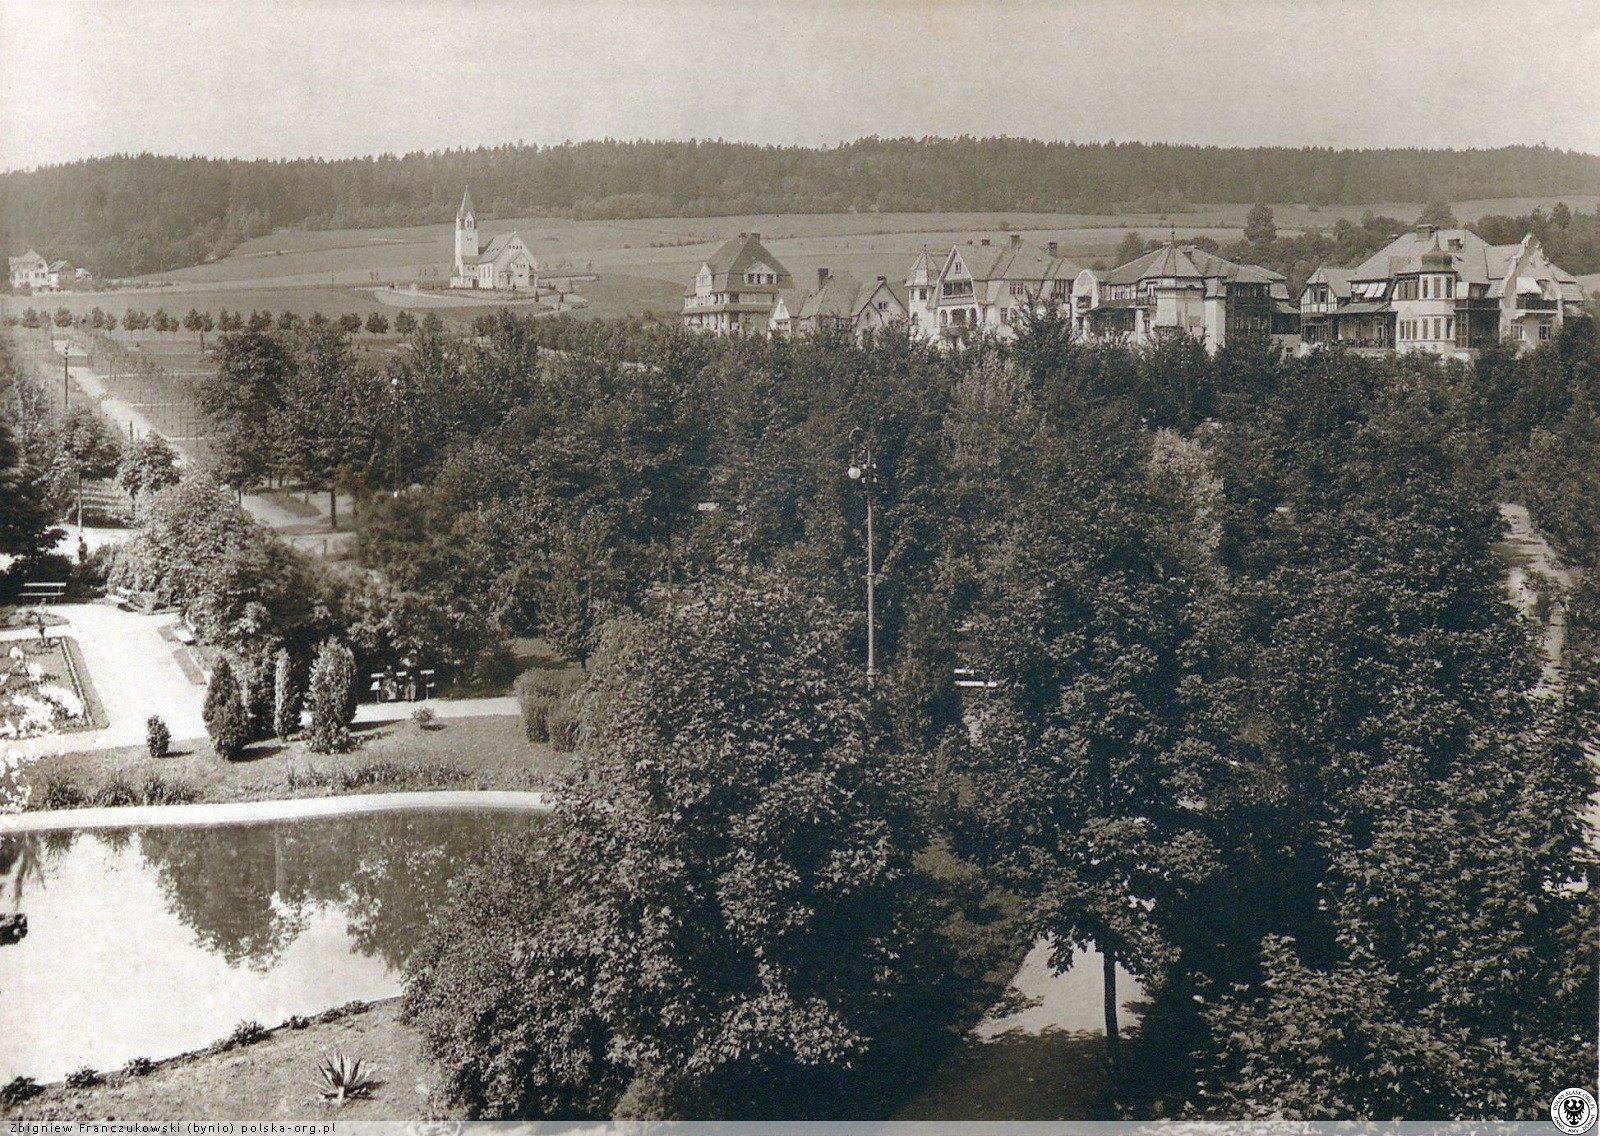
{"left": 1297, "top": 226, "right": 1586, "bottom": 358}
{"left": 8, "top": 250, "right": 50, "bottom": 292}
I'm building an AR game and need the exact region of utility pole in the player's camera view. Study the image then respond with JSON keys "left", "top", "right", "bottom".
{"left": 847, "top": 428, "right": 880, "bottom": 687}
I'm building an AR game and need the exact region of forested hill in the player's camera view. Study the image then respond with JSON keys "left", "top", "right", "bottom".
{"left": 4, "top": 138, "right": 1600, "bottom": 277}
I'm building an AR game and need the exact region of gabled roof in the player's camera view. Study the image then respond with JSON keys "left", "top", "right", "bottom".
{"left": 770, "top": 288, "right": 807, "bottom": 321}
{"left": 478, "top": 231, "right": 532, "bottom": 265}
{"left": 860, "top": 278, "right": 907, "bottom": 317}
{"left": 686, "top": 233, "right": 792, "bottom": 295}
{"left": 799, "top": 271, "right": 864, "bottom": 322}
{"left": 457, "top": 187, "right": 475, "bottom": 222}
{"left": 46, "top": 260, "right": 72, "bottom": 273}
{"left": 938, "top": 240, "right": 1079, "bottom": 289}
{"left": 10, "top": 250, "right": 46, "bottom": 269}
{"left": 1303, "top": 266, "right": 1355, "bottom": 298}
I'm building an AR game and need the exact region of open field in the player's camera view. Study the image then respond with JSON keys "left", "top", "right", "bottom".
{"left": 7, "top": 196, "right": 1593, "bottom": 333}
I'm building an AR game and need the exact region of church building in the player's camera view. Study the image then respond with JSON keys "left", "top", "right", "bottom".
{"left": 450, "top": 188, "right": 538, "bottom": 290}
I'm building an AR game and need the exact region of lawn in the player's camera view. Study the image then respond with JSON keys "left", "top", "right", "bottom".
{"left": 7, "top": 999, "right": 448, "bottom": 1121}
{"left": 20, "top": 713, "right": 569, "bottom": 810}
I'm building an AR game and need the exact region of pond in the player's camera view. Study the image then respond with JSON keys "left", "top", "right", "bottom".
{"left": 0, "top": 808, "right": 541, "bottom": 1083}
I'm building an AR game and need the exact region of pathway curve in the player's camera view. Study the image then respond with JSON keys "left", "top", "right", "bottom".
{"left": 1, "top": 788, "right": 549, "bottom": 833}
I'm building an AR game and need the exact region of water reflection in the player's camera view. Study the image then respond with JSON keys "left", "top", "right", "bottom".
{"left": 0, "top": 808, "right": 539, "bottom": 1081}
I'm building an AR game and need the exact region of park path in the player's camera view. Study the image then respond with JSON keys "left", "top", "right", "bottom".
{"left": 354, "top": 696, "right": 518, "bottom": 724}
{"left": 0, "top": 787, "right": 549, "bottom": 834}
{"left": 1, "top": 602, "right": 207, "bottom": 756}
{"left": 51, "top": 334, "right": 356, "bottom": 554}
{"left": 1497, "top": 503, "right": 1600, "bottom": 848}
{"left": 1499, "top": 502, "right": 1575, "bottom": 692}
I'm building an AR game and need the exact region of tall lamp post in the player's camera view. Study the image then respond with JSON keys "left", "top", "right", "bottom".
{"left": 847, "top": 428, "right": 880, "bottom": 687}
{"left": 391, "top": 375, "right": 402, "bottom": 497}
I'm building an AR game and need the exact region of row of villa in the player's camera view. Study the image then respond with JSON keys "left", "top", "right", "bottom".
{"left": 681, "top": 225, "right": 1586, "bottom": 358}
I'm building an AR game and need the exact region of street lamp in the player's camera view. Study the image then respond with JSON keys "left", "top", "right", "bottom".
{"left": 847, "top": 427, "right": 880, "bottom": 686}
{"left": 391, "top": 375, "right": 402, "bottom": 497}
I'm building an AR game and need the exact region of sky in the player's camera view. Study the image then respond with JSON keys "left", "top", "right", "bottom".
{"left": 3, "top": 0, "right": 1599, "bottom": 173}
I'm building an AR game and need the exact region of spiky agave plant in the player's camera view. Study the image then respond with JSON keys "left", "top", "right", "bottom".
{"left": 315, "top": 1051, "right": 376, "bottom": 1103}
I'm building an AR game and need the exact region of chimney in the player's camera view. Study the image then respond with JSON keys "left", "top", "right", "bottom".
{"left": 817, "top": 267, "right": 831, "bottom": 289}
{"left": 738, "top": 232, "right": 747, "bottom": 239}
{"left": 1010, "top": 233, "right": 1022, "bottom": 246}
{"left": 749, "top": 232, "right": 761, "bottom": 242}
{"left": 1047, "top": 241, "right": 1058, "bottom": 257}
{"left": 980, "top": 237, "right": 990, "bottom": 246}
{"left": 876, "top": 275, "right": 886, "bottom": 283}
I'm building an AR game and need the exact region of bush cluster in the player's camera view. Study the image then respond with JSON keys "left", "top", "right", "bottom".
{"left": 513, "top": 666, "right": 583, "bottom": 744}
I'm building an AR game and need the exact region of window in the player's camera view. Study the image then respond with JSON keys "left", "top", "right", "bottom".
{"left": 1433, "top": 317, "right": 1442, "bottom": 340}
{"left": 1539, "top": 322, "right": 1551, "bottom": 341}
{"left": 877, "top": 301, "right": 888, "bottom": 312}
{"left": 1444, "top": 276, "right": 1454, "bottom": 298}
{"left": 1010, "top": 282, "right": 1027, "bottom": 297}
{"left": 1421, "top": 277, "right": 1429, "bottom": 299}
{"left": 1446, "top": 318, "right": 1454, "bottom": 341}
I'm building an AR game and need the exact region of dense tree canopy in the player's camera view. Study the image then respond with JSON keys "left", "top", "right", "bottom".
{"left": 406, "top": 574, "right": 962, "bottom": 1119}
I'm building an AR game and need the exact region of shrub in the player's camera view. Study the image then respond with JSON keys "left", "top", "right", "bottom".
{"left": 210, "top": 688, "right": 252, "bottom": 762}
{"left": 223, "top": 1019, "right": 267, "bottom": 1050}
{"left": 305, "top": 639, "right": 358, "bottom": 754}
{"left": 411, "top": 705, "right": 437, "bottom": 730}
{"left": 286, "top": 1015, "right": 311, "bottom": 1031}
{"left": 1, "top": 1076, "right": 43, "bottom": 1104}
{"left": 139, "top": 772, "right": 197, "bottom": 805}
{"left": 202, "top": 655, "right": 239, "bottom": 738}
{"left": 272, "top": 647, "right": 301, "bottom": 739}
{"left": 240, "top": 648, "right": 277, "bottom": 742}
{"left": 37, "top": 771, "right": 86, "bottom": 810}
{"left": 146, "top": 714, "right": 171, "bottom": 758}
{"left": 546, "top": 701, "right": 580, "bottom": 752}
{"left": 514, "top": 666, "right": 582, "bottom": 743}
{"left": 90, "top": 774, "right": 138, "bottom": 807}
{"left": 202, "top": 656, "right": 253, "bottom": 758}
{"left": 122, "top": 1057, "right": 154, "bottom": 1078}
{"left": 64, "top": 1066, "right": 103, "bottom": 1089}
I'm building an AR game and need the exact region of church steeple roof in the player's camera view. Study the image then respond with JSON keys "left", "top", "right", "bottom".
{"left": 457, "top": 187, "right": 475, "bottom": 222}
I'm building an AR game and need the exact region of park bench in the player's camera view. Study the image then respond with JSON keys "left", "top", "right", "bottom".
{"left": 19, "top": 581, "right": 67, "bottom": 604}
{"left": 109, "top": 585, "right": 160, "bottom": 613}
{"left": 369, "top": 667, "right": 438, "bottom": 702}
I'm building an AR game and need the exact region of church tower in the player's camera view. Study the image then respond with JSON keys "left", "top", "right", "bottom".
{"left": 454, "top": 187, "right": 479, "bottom": 280}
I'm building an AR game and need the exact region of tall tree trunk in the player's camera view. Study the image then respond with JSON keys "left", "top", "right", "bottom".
{"left": 329, "top": 486, "right": 337, "bottom": 530}
{"left": 1102, "top": 941, "right": 1120, "bottom": 1069}
{"left": 76, "top": 475, "right": 84, "bottom": 530}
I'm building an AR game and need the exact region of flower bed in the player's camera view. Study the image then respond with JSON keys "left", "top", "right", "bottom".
{"left": 0, "top": 639, "right": 89, "bottom": 740}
